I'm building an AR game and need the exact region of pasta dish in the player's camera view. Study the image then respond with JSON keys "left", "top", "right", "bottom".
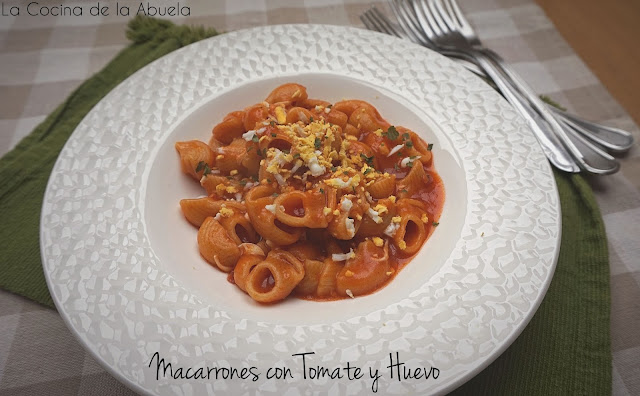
{"left": 175, "top": 83, "right": 444, "bottom": 303}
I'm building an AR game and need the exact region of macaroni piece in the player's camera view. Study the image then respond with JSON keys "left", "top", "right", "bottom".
{"left": 176, "top": 83, "right": 444, "bottom": 303}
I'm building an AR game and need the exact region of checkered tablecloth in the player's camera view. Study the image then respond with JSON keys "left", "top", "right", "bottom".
{"left": 1, "top": 0, "right": 638, "bottom": 394}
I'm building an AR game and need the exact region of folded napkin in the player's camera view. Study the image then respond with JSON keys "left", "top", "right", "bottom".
{"left": 0, "top": 16, "right": 611, "bottom": 395}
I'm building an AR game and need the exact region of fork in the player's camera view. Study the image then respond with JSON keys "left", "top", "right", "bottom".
{"left": 361, "top": 7, "right": 486, "bottom": 77}
{"left": 364, "top": 5, "right": 632, "bottom": 154}
{"left": 396, "top": 0, "right": 620, "bottom": 174}
{"left": 434, "top": 0, "right": 633, "bottom": 154}
{"left": 374, "top": 2, "right": 578, "bottom": 173}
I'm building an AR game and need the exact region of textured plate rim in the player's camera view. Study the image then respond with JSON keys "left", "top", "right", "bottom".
{"left": 40, "top": 24, "right": 561, "bottom": 395}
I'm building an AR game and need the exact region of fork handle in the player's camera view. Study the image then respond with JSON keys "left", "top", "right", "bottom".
{"left": 477, "top": 49, "right": 620, "bottom": 174}
{"left": 465, "top": 51, "right": 580, "bottom": 172}
{"left": 549, "top": 106, "right": 634, "bottom": 153}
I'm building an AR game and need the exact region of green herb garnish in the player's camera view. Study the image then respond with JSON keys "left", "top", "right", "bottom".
{"left": 360, "top": 153, "right": 374, "bottom": 166}
{"left": 383, "top": 126, "right": 399, "bottom": 140}
{"left": 314, "top": 137, "right": 322, "bottom": 150}
{"left": 251, "top": 134, "right": 259, "bottom": 143}
{"left": 432, "top": 221, "right": 439, "bottom": 227}
{"left": 196, "top": 161, "right": 212, "bottom": 176}
{"left": 427, "top": 143, "right": 433, "bottom": 151}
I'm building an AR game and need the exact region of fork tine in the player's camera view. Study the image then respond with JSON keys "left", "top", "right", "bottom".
{"left": 441, "top": 0, "right": 461, "bottom": 29}
{"left": 426, "top": 0, "right": 450, "bottom": 33}
{"left": 402, "top": 0, "right": 434, "bottom": 47}
{"left": 445, "top": 0, "right": 472, "bottom": 32}
{"left": 388, "top": 1, "right": 429, "bottom": 45}
{"left": 360, "top": 11, "right": 377, "bottom": 31}
{"left": 369, "top": 6, "right": 405, "bottom": 38}
{"left": 361, "top": 10, "right": 389, "bottom": 36}
{"left": 397, "top": 0, "right": 423, "bottom": 32}
{"left": 432, "top": 0, "right": 457, "bottom": 32}
{"left": 414, "top": 0, "right": 442, "bottom": 38}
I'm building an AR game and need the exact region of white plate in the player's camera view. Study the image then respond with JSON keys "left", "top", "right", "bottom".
{"left": 41, "top": 25, "right": 560, "bottom": 395}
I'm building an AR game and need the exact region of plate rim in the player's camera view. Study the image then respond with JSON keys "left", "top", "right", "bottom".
{"left": 40, "top": 23, "right": 561, "bottom": 395}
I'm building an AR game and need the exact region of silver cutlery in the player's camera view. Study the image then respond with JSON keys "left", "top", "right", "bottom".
{"left": 361, "top": 2, "right": 634, "bottom": 174}
{"left": 396, "top": 0, "right": 621, "bottom": 174}
{"left": 363, "top": 4, "right": 580, "bottom": 173}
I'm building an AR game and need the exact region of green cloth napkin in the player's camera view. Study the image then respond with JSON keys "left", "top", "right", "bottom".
{"left": 0, "top": 16, "right": 611, "bottom": 395}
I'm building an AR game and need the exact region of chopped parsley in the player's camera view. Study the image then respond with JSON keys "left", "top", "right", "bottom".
{"left": 196, "top": 161, "right": 212, "bottom": 176}
{"left": 271, "top": 133, "right": 277, "bottom": 137}
{"left": 360, "top": 153, "right": 375, "bottom": 166}
{"left": 401, "top": 132, "right": 413, "bottom": 148}
{"left": 383, "top": 126, "right": 399, "bottom": 140}
{"left": 239, "top": 180, "right": 247, "bottom": 186}
{"left": 309, "top": 116, "right": 314, "bottom": 122}
{"left": 319, "top": 188, "right": 325, "bottom": 194}
{"left": 293, "top": 153, "right": 300, "bottom": 159}
{"left": 432, "top": 221, "right": 439, "bottom": 227}
{"left": 251, "top": 134, "right": 259, "bottom": 143}
{"left": 427, "top": 143, "right": 433, "bottom": 151}
{"left": 269, "top": 120, "right": 275, "bottom": 126}
{"left": 363, "top": 168, "right": 373, "bottom": 175}
{"left": 314, "top": 137, "right": 322, "bottom": 150}
{"left": 400, "top": 188, "right": 408, "bottom": 193}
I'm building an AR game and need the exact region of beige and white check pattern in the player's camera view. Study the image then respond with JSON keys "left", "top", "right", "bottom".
{"left": 1, "top": 0, "right": 638, "bottom": 394}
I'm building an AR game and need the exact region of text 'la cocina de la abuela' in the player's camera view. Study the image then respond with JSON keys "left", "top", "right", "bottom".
{"left": 1, "top": 2, "right": 190, "bottom": 17}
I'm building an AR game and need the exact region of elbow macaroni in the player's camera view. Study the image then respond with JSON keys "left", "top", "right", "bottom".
{"left": 175, "top": 83, "right": 445, "bottom": 304}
